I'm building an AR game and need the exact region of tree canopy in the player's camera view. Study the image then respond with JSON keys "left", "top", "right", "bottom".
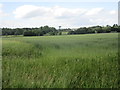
{"left": 2, "top": 24, "right": 120, "bottom": 36}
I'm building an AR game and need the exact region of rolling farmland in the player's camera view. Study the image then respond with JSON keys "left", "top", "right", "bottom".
{"left": 2, "top": 33, "right": 118, "bottom": 88}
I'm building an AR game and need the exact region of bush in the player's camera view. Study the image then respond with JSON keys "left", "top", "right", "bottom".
{"left": 23, "top": 30, "right": 36, "bottom": 36}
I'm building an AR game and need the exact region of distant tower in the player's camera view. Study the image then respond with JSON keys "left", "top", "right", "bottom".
{"left": 59, "top": 26, "right": 61, "bottom": 30}
{"left": 118, "top": 1, "right": 120, "bottom": 25}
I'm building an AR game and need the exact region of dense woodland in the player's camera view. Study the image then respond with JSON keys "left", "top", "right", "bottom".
{"left": 1, "top": 24, "right": 120, "bottom": 36}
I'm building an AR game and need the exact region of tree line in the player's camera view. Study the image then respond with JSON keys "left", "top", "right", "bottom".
{"left": 1, "top": 24, "right": 120, "bottom": 36}
{"left": 68, "top": 24, "right": 120, "bottom": 35}
{"left": 2, "top": 26, "right": 59, "bottom": 36}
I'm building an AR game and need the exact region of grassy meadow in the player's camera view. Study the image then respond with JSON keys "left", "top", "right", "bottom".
{"left": 2, "top": 33, "right": 119, "bottom": 88}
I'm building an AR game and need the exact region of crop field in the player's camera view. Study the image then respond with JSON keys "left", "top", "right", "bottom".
{"left": 2, "top": 33, "right": 119, "bottom": 88}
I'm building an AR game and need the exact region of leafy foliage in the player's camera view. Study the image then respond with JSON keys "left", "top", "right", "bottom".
{"left": 68, "top": 24, "right": 120, "bottom": 35}
{"left": 2, "top": 26, "right": 58, "bottom": 36}
{"left": 2, "top": 24, "right": 120, "bottom": 36}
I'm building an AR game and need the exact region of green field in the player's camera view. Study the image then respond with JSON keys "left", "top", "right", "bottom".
{"left": 2, "top": 33, "right": 119, "bottom": 88}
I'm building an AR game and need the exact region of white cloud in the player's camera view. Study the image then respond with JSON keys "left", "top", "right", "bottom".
{"left": 110, "top": 10, "right": 117, "bottom": 15}
{"left": 0, "top": 3, "right": 3, "bottom": 8}
{"left": 1, "top": 5, "right": 117, "bottom": 28}
{"left": 0, "top": 3, "right": 8, "bottom": 17}
{"left": 0, "top": 0, "right": 118, "bottom": 2}
{"left": 85, "top": 8, "right": 104, "bottom": 16}
{"left": 13, "top": 5, "right": 51, "bottom": 19}
{"left": 0, "top": 4, "right": 4, "bottom": 16}
{"left": 13, "top": 5, "right": 77, "bottom": 19}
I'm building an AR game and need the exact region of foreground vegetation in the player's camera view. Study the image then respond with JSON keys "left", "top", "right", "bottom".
{"left": 2, "top": 33, "right": 118, "bottom": 88}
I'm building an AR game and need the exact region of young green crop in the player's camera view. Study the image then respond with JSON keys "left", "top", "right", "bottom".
{"left": 2, "top": 33, "right": 118, "bottom": 88}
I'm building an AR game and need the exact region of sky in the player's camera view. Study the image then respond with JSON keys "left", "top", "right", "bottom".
{"left": 0, "top": 0, "right": 119, "bottom": 29}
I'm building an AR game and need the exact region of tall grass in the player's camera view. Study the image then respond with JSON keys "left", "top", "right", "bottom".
{"left": 2, "top": 33, "right": 118, "bottom": 88}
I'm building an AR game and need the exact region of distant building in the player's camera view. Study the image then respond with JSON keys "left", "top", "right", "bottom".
{"left": 71, "top": 28, "right": 78, "bottom": 31}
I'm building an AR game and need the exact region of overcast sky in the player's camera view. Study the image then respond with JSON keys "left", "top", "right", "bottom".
{"left": 0, "top": 0, "right": 119, "bottom": 29}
